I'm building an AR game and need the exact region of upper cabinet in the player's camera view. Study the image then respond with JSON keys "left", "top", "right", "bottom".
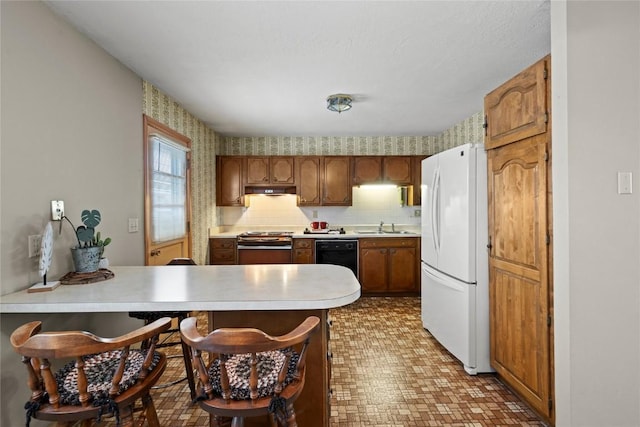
{"left": 246, "top": 156, "right": 295, "bottom": 185}
{"left": 383, "top": 157, "right": 412, "bottom": 185}
{"left": 217, "top": 155, "right": 424, "bottom": 207}
{"left": 484, "top": 56, "right": 549, "bottom": 150}
{"left": 352, "top": 156, "right": 412, "bottom": 185}
{"left": 295, "top": 156, "right": 323, "bottom": 206}
{"left": 352, "top": 157, "right": 382, "bottom": 184}
{"left": 216, "top": 156, "right": 244, "bottom": 206}
{"left": 322, "top": 157, "right": 352, "bottom": 206}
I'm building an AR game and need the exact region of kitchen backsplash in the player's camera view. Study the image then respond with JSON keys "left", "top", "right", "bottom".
{"left": 218, "top": 186, "right": 422, "bottom": 229}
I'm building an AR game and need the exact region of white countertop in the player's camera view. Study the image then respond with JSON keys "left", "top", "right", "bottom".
{"left": 0, "top": 264, "right": 361, "bottom": 313}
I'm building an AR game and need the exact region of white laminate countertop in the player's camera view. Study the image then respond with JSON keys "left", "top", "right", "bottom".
{"left": 0, "top": 264, "right": 361, "bottom": 313}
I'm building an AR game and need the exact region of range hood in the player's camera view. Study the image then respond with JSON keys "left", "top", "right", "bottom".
{"left": 244, "top": 186, "right": 297, "bottom": 195}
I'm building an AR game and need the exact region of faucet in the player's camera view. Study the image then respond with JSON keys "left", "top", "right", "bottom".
{"left": 391, "top": 223, "right": 395, "bottom": 232}
{"left": 378, "top": 221, "right": 384, "bottom": 233}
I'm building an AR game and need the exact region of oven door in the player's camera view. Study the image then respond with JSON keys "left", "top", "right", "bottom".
{"left": 237, "top": 245, "right": 293, "bottom": 265}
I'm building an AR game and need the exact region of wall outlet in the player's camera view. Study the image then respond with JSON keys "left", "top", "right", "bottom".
{"left": 51, "top": 200, "right": 64, "bottom": 220}
{"left": 28, "top": 235, "right": 42, "bottom": 258}
{"left": 414, "top": 209, "right": 421, "bottom": 217}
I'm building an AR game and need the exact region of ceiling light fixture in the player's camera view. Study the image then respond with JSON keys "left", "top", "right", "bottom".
{"left": 326, "top": 94, "right": 352, "bottom": 113}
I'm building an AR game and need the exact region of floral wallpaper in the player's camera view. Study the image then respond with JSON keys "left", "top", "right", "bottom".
{"left": 218, "top": 112, "right": 484, "bottom": 156}
{"left": 142, "top": 81, "right": 218, "bottom": 265}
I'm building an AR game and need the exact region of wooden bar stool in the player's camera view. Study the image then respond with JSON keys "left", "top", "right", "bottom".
{"left": 10, "top": 317, "right": 171, "bottom": 427}
{"left": 180, "top": 315, "right": 320, "bottom": 427}
{"left": 128, "top": 257, "right": 197, "bottom": 400}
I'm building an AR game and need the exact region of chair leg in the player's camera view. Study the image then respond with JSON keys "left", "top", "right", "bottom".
{"left": 142, "top": 393, "right": 161, "bottom": 427}
{"left": 180, "top": 338, "right": 197, "bottom": 399}
{"left": 118, "top": 403, "right": 134, "bottom": 427}
{"left": 285, "top": 403, "right": 297, "bottom": 427}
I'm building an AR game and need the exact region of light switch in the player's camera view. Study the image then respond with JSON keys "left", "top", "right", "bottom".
{"left": 617, "top": 172, "right": 633, "bottom": 194}
{"left": 128, "top": 218, "right": 139, "bottom": 233}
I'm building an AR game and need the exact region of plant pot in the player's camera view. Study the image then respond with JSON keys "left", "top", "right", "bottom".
{"left": 70, "top": 246, "right": 102, "bottom": 273}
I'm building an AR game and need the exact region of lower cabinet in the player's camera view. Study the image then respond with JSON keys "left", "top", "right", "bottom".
{"left": 293, "top": 238, "right": 315, "bottom": 264}
{"left": 208, "top": 238, "right": 237, "bottom": 265}
{"left": 359, "top": 238, "right": 419, "bottom": 294}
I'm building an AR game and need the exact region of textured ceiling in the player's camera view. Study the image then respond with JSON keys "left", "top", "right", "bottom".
{"left": 44, "top": 1, "right": 550, "bottom": 137}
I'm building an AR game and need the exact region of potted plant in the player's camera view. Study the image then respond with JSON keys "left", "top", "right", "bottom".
{"left": 61, "top": 209, "right": 111, "bottom": 273}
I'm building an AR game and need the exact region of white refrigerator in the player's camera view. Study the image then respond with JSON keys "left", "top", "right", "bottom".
{"left": 421, "top": 142, "right": 492, "bottom": 374}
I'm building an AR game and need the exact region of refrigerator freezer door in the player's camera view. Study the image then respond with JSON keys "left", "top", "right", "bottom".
{"left": 421, "top": 155, "right": 439, "bottom": 267}
{"left": 437, "top": 143, "right": 476, "bottom": 283}
{"left": 421, "top": 262, "right": 478, "bottom": 374}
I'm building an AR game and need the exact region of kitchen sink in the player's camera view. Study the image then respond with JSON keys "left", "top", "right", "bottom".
{"left": 353, "top": 230, "right": 416, "bottom": 235}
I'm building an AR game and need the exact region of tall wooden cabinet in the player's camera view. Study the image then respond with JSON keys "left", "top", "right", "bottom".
{"left": 484, "top": 55, "right": 554, "bottom": 424}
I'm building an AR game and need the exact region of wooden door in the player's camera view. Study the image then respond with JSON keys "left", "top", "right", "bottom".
{"left": 484, "top": 55, "right": 549, "bottom": 150}
{"left": 270, "top": 157, "right": 295, "bottom": 184}
{"left": 144, "top": 115, "right": 192, "bottom": 266}
{"left": 353, "top": 157, "right": 382, "bottom": 184}
{"left": 322, "top": 156, "right": 352, "bottom": 205}
{"left": 296, "top": 156, "right": 322, "bottom": 206}
{"left": 487, "top": 135, "right": 551, "bottom": 418}
{"left": 383, "top": 157, "right": 412, "bottom": 185}
{"left": 216, "top": 156, "right": 244, "bottom": 206}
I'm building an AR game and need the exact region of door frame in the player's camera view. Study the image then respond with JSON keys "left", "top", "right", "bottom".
{"left": 143, "top": 114, "right": 192, "bottom": 265}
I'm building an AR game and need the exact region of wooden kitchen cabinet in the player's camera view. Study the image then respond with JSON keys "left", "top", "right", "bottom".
{"left": 322, "top": 156, "right": 352, "bottom": 206}
{"left": 383, "top": 156, "right": 412, "bottom": 185}
{"left": 246, "top": 156, "right": 295, "bottom": 185}
{"left": 409, "top": 155, "right": 428, "bottom": 206}
{"left": 352, "top": 157, "right": 382, "bottom": 184}
{"left": 216, "top": 156, "right": 244, "bottom": 206}
{"left": 352, "top": 156, "right": 412, "bottom": 186}
{"left": 292, "top": 238, "right": 315, "bottom": 264}
{"left": 359, "top": 238, "right": 419, "bottom": 294}
{"left": 296, "top": 156, "right": 322, "bottom": 206}
{"left": 208, "top": 237, "right": 237, "bottom": 265}
{"left": 485, "top": 54, "right": 553, "bottom": 424}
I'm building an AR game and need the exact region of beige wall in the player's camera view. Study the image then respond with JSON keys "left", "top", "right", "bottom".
{"left": 142, "top": 82, "right": 217, "bottom": 265}
{"left": 552, "top": 1, "right": 640, "bottom": 426}
{"left": 1, "top": 2, "right": 144, "bottom": 424}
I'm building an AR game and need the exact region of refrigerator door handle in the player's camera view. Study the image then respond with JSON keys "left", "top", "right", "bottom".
{"left": 432, "top": 167, "right": 441, "bottom": 253}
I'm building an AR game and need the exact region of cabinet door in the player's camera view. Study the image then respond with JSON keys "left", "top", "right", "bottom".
{"left": 488, "top": 136, "right": 551, "bottom": 418}
{"left": 293, "top": 239, "right": 314, "bottom": 264}
{"left": 383, "top": 157, "right": 412, "bottom": 185}
{"left": 209, "top": 238, "right": 237, "bottom": 265}
{"left": 410, "top": 156, "right": 428, "bottom": 206}
{"left": 359, "top": 247, "right": 388, "bottom": 293}
{"left": 352, "top": 157, "right": 382, "bottom": 185}
{"left": 296, "top": 157, "right": 322, "bottom": 206}
{"left": 271, "top": 157, "right": 295, "bottom": 184}
{"left": 388, "top": 246, "right": 417, "bottom": 292}
{"left": 484, "top": 55, "right": 549, "bottom": 150}
{"left": 246, "top": 157, "right": 270, "bottom": 185}
{"left": 322, "top": 156, "right": 352, "bottom": 206}
{"left": 216, "top": 156, "right": 244, "bottom": 206}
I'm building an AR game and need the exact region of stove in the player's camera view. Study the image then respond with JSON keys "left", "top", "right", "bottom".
{"left": 237, "top": 231, "right": 294, "bottom": 247}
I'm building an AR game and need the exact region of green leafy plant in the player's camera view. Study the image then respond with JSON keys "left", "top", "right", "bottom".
{"left": 61, "top": 209, "right": 111, "bottom": 255}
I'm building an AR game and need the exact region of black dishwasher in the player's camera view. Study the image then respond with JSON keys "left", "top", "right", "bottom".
{"left": 315, "top": 240, "right": 359, "bottom": 278}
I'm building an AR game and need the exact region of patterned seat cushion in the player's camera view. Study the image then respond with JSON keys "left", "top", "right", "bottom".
{"left": 208, "top": 348, "right": 300, "bottom": 400}
{"left": 54, "top": 350, "right": 161, "bottom": 406}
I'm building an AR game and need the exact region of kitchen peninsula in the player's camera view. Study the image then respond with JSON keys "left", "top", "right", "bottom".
{"left": 1, "top": 264, "right": 360, "bottom": 427}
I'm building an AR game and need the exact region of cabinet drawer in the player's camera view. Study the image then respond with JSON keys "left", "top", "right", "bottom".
{"left": 359, "top": 238, "right": 417, "bottom": 248}
{"left": 211, "top": 238, "right": 236, "bottom": 249}
{"left": 211, "top": 249, "right": 236, "bottom": 263}
{"left": 293, "top": 239, "right": 314, "bottom": 249}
